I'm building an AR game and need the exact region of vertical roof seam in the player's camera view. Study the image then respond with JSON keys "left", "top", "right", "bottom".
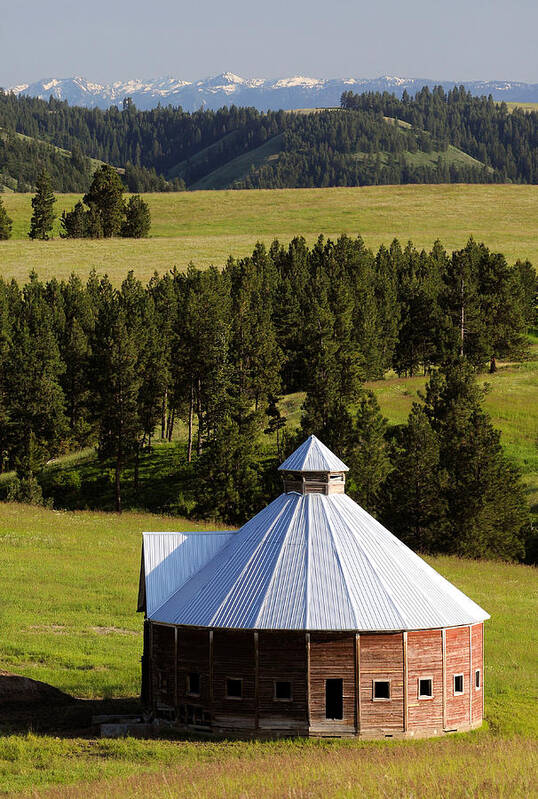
{"left": 253, "top": 495, "right": 303, "bottom": 627}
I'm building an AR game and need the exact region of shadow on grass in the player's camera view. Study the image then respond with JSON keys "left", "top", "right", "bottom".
{"left": 0, "top": 671, "right": 142, "bottom": 738}
{"left": 31, "top": 443, "right": 197, "bottom": 516}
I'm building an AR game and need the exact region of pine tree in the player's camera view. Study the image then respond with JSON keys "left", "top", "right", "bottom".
{"left": 60, "top": 201, "right": 89, "bottom": 239}
{"left": 422, "top": 361, "right": 528, "bottom": 559}
{"left": 122, "top": 194, "right": 151, "bottom": 238}
{"left": 28, "top": 169, "right": 56, "bottom": 240}
{"left": 83, "top": 164, "right": 125, "bottom": 238}
{"left": 264, "top": 395, "right": 287, "bottom": 460}
{"left": 196, "top": 395, "right": 263, "bottom": 524}
{"left": 5, "top": 278, "right": 67, "bottom": 494}
{"left": 59, "top": 274, "right": 95, "bottom": 446}
{"left": 381, "top": 405, "right": 448, "bottom": 552}
{"left": 0, "top": 196, "right": 13, "bottom": 240}
{"left": 346, "top": 390, "right": 391, "bottom": 516}
{"left": 89, "top": 288, "right": 141, "bottom": 512}
{"left": 513, "top": 260, "right": 538, "bottom": 327}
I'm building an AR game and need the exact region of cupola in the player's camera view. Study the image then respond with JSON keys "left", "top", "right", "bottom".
{"left": 278, "top": 434, "right": 348, "bottom": 495}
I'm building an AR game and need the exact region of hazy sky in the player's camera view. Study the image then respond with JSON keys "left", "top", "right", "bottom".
{"left": 2, "top": 0, "right": 538, "bottom": 86}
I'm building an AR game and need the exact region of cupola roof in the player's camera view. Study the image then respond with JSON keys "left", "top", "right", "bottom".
{"left": 278, "top": 434, "right": 349, "bottom": 473}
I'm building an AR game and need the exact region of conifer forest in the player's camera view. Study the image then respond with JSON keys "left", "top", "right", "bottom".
{"left": 0, "top": 235, "right": 535, "bottom": 561}
{"left": 1, "top": 86, "right": 537, "bottom": 191}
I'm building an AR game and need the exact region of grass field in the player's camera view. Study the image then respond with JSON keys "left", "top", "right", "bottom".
{"left": 0, "top": 503, "right": 536, "bottom": 797}
{"left": 505, "top": 101, "right": 538, "bottom": 113}
{"left": 0, "top": 184, "right": 536, "bottom": 284}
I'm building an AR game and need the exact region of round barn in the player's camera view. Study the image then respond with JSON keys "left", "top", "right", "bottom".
{"left": 138, "top": 435, "right": 489, "bottom": 738}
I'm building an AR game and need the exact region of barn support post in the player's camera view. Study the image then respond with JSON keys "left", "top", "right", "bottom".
{"left": 209, "top": 629, "right": 214, "bottom": 707}
{"left": 149, "top": 621, "right": 154, "bottom": 710}
{"left": 482, "top": 624, "right": 485, "bottom": 721}
{"left": 306, "top": 633, "right": 311, "bottom": 729}
{"left": 403, "top": 631, "right": 408, "bottom": 733}
{"left": 442, "top": 628, "right": 446, "bottom": 730}
{"left": 469, "top": 625, "right": 473, "bottom": 725}
{"left": 354, "top": 633, "right": 361, "bottom": 734}
{"left": 254, "top": 631, "right": 259, "bottom": 730}
{"left": 174, "top": 626, "right": 179, "bottom": 713}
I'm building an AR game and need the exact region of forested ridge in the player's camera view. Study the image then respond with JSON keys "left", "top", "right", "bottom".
{"left": 0, "top": 85, "right": 536, "bottom": 191}
{"left": 0, "top": 235, "right": 535, "bottom": 560}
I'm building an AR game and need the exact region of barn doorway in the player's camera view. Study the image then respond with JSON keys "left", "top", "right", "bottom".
{"left": 325, "top": 678, "right": 343, "bottom": 719}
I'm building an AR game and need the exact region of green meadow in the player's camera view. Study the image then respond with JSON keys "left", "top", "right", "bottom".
{"left": 0, "top": 503, "right": 536, "bottom": 797}
{"left": 0, "top": 184, "right": 536, "bottom": 284}
{"left": 0, "top": 182, "right": 536, "bottom": 797}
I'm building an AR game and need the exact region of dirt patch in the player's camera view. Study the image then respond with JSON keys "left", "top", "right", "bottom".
{"left": 27, "top": 624, "right": 67, "bottom": 634}
{"left": 90, "top": 626, "right": 138, "bottom": 636}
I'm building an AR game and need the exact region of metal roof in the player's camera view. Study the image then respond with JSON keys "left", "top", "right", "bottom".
{"left": 141, "top": 531, "right": 235, "bottom": 617}
{"left": 148, "top": 491, "right": 489, "bottom": 632}
{"left": 278, "top": 435, "right": 349, "bottom": 472}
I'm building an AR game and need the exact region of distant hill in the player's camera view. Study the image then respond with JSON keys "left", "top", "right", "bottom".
{"left": 7, "top": 72, "right": 538, "bottom": 111}
{"left": 0, "top": 86, "right": 536, "bottom": 191}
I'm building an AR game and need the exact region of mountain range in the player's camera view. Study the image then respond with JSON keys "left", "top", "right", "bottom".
{"left": 7, "top": 73, "right": 538, "bottom": 111}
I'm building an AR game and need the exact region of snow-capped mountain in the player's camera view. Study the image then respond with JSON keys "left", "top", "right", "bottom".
{"left": 7, "top": 73, "right": 538, "bottom": 111}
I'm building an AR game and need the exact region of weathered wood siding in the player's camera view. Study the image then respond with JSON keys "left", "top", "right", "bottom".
{"left": 212, "top": 629, "right": 256, "bottom": 729}
{"left": 360, "top": 633, "right": 404, "bottom": 733}
{"left": 177, "top": 627, "right": 210, "bottom": 703}
{"left": 258, "top": 631, "right": 308, "bottom": 730}
{"left": 150, "top": 623, "right": 176, "bottom": 709}
{"left": 309, "top": 633, "right": 356, "bottom": 730}
{"left": 147, "top": 624, "right": 484, "bottom": 737}
{"left": 445, "top": 626, "right": 470, "bottom": 729}
{"left": 407, "top": 629, "right": 443, "bottom": 732}
{"left": 472, "top": 623, "right": 484, "bottom": 724}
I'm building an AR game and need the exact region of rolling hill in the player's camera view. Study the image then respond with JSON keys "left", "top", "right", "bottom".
{"left": 1, "top": 87, "right": 536, "bottom": 192}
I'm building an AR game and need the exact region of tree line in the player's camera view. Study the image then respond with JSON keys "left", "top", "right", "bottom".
{"left": 0, "top": 166, "right": 151, "bottom": 240}
{"left": 0, "top": 235, "right": 534, "bottom": 559}
{"left": 1, "top": 87, "right": 536, "bottom": 190}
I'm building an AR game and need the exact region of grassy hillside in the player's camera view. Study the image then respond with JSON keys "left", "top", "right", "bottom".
{"left": 189, "top": 134, "right": 284, "bottom": 190}
{"left": 0, "top": 184, "right": 536, "bottom": 284}
{"left": 0, "top": 503, "right": 536, "bottom": 796}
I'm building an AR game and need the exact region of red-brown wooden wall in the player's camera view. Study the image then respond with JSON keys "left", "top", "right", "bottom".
{"left": 148, "top": 623, "right": 484, "bottom": 736}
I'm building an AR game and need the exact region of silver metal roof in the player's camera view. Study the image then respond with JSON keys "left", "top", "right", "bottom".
{"left": 147, "top": 491, "right": 489, "bottom": 632}
{"left": 141, "top": 531, "right": 235, "bottom": 617}
{"left": 278, "top": 435, "right": 349, "bottom": 472}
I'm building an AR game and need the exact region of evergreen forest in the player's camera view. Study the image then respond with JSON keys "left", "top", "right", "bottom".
{"left": 0, "top": 235, "right": 535, "bottom": 562}
{"left": 0, "top": 85, "right": 536, "bottom": 191}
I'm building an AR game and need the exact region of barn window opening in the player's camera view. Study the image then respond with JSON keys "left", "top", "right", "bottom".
{"left": 453, "top": 674, "right": 464, "bottom": 695}
{"left": 325, "top": 678, "right": 343, "bottom": 719}
{"left": 475, "top": 669, "right": 481, "bottom": 689}
{"left": 418, "top": 677, "right": 433, "bottom": 699}
{"left": 187, "top": 672, "right": 200, "bottom": 697}
{"left": 373, "top": 680, "right": 391, "bottom": 700}
{"left": 226, "top": 677, "right": 243, "bottom": 699}
{"left": 274, "top": 681, "right": 292, "bottom": 701}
